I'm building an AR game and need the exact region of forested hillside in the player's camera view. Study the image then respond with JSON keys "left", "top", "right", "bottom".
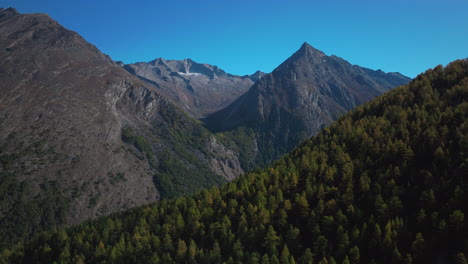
{"left": 1, "top": 60, "right": 466, "bottom": 263}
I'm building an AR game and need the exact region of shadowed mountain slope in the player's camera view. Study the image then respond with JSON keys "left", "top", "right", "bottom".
{"left": 0, "top": 7, "right": 243, "bottom": 248}
{"left": 204, "top": 43, "right": 411, "bottom": 168}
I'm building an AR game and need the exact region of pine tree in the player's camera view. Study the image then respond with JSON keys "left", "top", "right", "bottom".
{"left": 280, "top": 244, "right": 291, "bottom": 264}
{"left": 300, "top": 248, "right": 314, "bottom": 264}
{"left": 263, "top": 225, "right": 281, "bottom": 255}
{"left": 176, "top": 239, "right": 187, "bottom": 261}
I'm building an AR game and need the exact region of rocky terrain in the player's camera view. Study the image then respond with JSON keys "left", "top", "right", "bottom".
{"left": 4, "top": 59, "right": 466, "bottom": 264}
{"left": 203, "top": 42, "right": 411, "bottom": 168}
{"left": 124, "top": 58, "right": 265, "bottom": 117}
{"left": 0, "top": 7, "right": 242, "bottom": 246}
{"left": 0, "top": 8, "right": 411, "bottom": 248}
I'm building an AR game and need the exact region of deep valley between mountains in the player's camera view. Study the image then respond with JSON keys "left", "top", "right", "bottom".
{"left": 0, "top": 6, "right": 466, "bottom": 264}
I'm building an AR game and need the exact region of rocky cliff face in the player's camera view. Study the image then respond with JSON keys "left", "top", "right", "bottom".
{"left": 0, "top": 7, "right": 412, "bottom": 249}
{"left": 0, "top": 8, "right": 242, "bottom": 246}
{"left": 124, "top": 58, "right": 264, "bottom": 117}
{"left": 203, "top": 42, "right": 411, "bottom": 167}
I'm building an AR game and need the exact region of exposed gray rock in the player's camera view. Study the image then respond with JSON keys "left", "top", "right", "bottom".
{"left": 203, "top": 42, "right": 412, "bottom": 167}
{"left": 124, "top": 58, "right": 265, "bottom": 118}
{"left": 207, "top": 136, "right": 244, "bottom": 181}
{"left": 0, "top": 8, "right": 242, "bottom": 239}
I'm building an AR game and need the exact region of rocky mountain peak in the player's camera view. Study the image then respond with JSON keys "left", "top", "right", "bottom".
{"left": 151, "top": 57, "right": 167, "bottom": 66}
{"left": 247, "top": 70, "right": 266, "bottom": 82}
{"left": 203, "top": 42, "right": 411, "bottom": 167}
{"left": 125, "top": 58, "right": 261, "bottom": 117}
{"left": 0, "top": 7, "right": 19, "bottom": 20}
{"left": 296, "top": 42, "right": 326, "bottom": 58}
{"left": 0, "top": 7, "right": 18, "bottom": 14}
{"left": 272, "top": 42, "right": 328, "bottom": 76}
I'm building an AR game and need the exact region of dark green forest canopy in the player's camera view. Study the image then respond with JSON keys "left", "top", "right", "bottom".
{"left": 1, "top": 60, "right": 467, "bottom": 264}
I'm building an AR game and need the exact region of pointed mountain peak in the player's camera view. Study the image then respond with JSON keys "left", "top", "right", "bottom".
{"left": 247, "top": 70, "right": 266, "bottom": 82}
{"left": 151, "top": 57, "right": 167, "bottom": 65}
{"left": 300, "top": 41, "right": 312, "bottom": 49}
{"left": 296, "top": 42, "right": 326, "bottom": 57}
{"left": 252, "top": 70, "right": 264, "bottom": 75}
{"left": 273, "top": 42, "right": 327, "bottom": 72}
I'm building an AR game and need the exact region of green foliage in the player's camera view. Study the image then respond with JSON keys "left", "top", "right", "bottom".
{"left": 155, "top": 149, "right": 224, "bottom": 199}
{"left": 0, "top": 172, "right": 69, "bottom": 250}
{"left": 121, "top": 126, "right": 153, "bottom": 157}
{"left": 121, "top": 102, "right": 226, "bottom": 199}
{"left": 108, "top": 172, "right": 126, "bottom": 185}
{"left": 2, "top": 60, "right": 468, "bottom": 263}
{"left": 159, "top": 102, "right": 211, "bottom": 151}
{"left": 121, "top": 126, "right": 136, "bottom": 144}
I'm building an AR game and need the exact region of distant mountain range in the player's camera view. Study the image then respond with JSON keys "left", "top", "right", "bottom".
{"left": 0, "top": 7, "right": 410, "bottom": 248}
{"left": 124, "top": 58, "right": 265, "bottom": 118}
{"left": 203, "top": 42, "right": 411, "bottom": 168}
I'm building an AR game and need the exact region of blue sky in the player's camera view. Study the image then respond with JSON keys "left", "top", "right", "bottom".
{"left": 1, "top": 0, "right": 467, "bottom": 77}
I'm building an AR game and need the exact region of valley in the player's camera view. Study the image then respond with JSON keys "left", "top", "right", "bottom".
{"left": 0, "top": 5, "right": 466, "bottom": 264}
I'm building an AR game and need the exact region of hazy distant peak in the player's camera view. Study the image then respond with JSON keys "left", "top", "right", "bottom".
{"left": 183, "top": 58, "right": 194, "bottom": 64}
{"left": 124, "top": 57, "right": 260, "bottom": 117}
{"left": 151, "top": 57, "right": 167, "bottom": 65}
{"left": 247, "top": 70, "right": 267, "bottom": 82}
{"left": 250, "top": 70, "right": 266, "bottom": 76}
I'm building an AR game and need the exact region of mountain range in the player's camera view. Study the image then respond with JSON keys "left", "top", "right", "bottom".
{"left": 204, "top": 42, "right": 410, "bottom": 168}
{"left": 124, "top": 58, "right": 265, "bottom": 118}
{"left": 0, "top": 7, "right": 412, "bottom": 249}
{"left": 0, "top": 7, "right": 243, "bottom": 246}
{"left": 2, "top": 58, "right": 465, "bottom": 264}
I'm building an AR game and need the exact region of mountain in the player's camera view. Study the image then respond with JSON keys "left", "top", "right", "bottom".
{"left": 3, "top": 59, "right": 466, "bottom": 264}
{"left": 204, "top": 42, "right": 411, "bottom": 169}
{"left": 0, "top": 8, "right": 243, "bottom": 247}
{"left": 124, "top": 59, "right": 265, "bottom": 118}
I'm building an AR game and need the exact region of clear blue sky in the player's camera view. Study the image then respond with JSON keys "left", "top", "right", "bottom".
{"left": 1, "top": 0, "right": 467, "bottom": 78}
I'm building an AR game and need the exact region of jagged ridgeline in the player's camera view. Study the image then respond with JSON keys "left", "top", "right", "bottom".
{"left": 203, "top": 43, "right": 410, "bottom": 170}
{"left": 2, "top": 60, "right": 466, "bottom": 263}
{"left": 0, "top": 8, "right": 407, "bottom": 250}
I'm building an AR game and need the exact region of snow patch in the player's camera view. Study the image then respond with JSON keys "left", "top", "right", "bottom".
{"left": 178, "top": 72, "right": 202, "bottom": 76}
